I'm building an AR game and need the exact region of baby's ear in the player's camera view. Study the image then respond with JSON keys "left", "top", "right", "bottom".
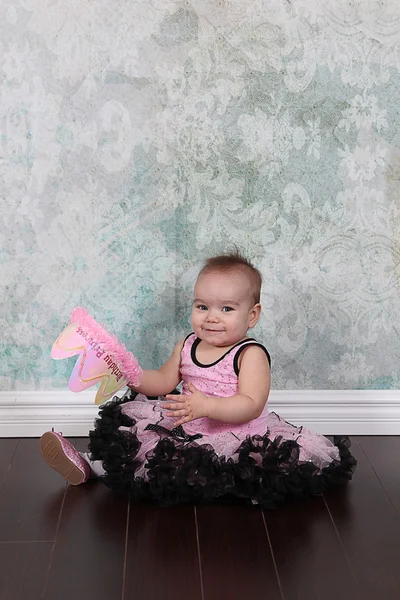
{"left": 249, "top": 303, "right": 261, "bottom": 327}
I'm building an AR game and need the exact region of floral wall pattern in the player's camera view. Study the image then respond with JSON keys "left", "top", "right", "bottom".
{"left": 1, "top": 0, "right": 399, "bottom": 391}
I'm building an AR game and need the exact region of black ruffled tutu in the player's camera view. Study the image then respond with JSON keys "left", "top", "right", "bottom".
{"left": 87, "top": 390, "right": 357, "bottom": 508}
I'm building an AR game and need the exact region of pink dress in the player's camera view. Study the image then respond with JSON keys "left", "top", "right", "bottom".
{"left": 88, "top": 333, "right": 356, "bottom": 507}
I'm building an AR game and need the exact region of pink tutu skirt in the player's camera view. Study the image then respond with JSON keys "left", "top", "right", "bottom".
{"left": 88, "top": 390, "right": 356, "bottom": 508}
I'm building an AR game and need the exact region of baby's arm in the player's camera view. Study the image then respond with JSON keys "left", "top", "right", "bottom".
{"left": 129, "top": 339, "right": 184, "bottom": 397}
{"left": 205, "top": 346, "right": 271, "bottom": 423}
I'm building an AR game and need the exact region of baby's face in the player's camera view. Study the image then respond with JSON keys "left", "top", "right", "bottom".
{"left": 191, "top": 270, "right": 259, "bottom": 347}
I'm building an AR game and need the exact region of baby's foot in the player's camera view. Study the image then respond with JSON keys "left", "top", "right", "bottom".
{"left": 40, "top": 430, "right": 90, "bottom": 485}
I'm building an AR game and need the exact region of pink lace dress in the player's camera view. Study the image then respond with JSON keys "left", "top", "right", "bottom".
{"left": 88, "top": 333, "right": 356, "bottom": 507}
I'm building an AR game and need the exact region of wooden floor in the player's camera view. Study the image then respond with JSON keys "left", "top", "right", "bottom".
{"left": 0, "top": 436, "right": 399, "bottom": 600}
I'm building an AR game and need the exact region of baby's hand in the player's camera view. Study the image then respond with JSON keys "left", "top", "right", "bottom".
{"left": 164, "top": 383, "right": 208, "bottom": 427}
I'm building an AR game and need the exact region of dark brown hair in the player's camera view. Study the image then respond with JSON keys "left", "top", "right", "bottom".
{"left": 198, "top": 249, "right": 262, "bottom": 304}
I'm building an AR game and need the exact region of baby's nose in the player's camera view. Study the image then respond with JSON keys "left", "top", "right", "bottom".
{"left": 207, "top": 310, "right": 220, "bottom": 322}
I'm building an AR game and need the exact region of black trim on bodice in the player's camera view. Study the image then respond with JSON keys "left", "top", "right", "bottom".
{"left": 190, "top": 335, "right": 257, "bottom": 368}
{"left": 182, "top": 332, "right": 194, "bottom": 346}
{"left": 185, "top": 332, "right": 271, "bottom": 374}
{"left": 233, "top": 343, "right": 271, "bottom": 375}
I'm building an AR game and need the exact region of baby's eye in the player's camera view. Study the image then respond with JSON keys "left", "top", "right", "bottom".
{"left": 222, "top": 306, "right": 234, "bottom": 312}
{"left": 197, "top": 305, "right": 208, "bottom": 311}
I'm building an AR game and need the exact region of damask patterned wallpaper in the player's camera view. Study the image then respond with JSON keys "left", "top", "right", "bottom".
{"left": 1, "top": 0, "right": 399, "bottom": 391}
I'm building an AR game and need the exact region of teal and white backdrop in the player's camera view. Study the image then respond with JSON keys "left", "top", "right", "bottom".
{"left": 1, "top": 0, "right": 399, "bottom": 434}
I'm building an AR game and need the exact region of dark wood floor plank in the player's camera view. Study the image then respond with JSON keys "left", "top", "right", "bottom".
{"left": 324, "top": 437, "right": 400, "bottom": 599}
{"left": 357, "top": 436, "right": 400, "bottom": 514}
{"left": 0, "top": 439, "right": 67, "bottom": 542}
{"left": 0, "top": 541, "right": 52, "bottom": 600}
{"left": 1, "top": 434, "right": 398, "bottom": 599}
{"left": 125, "top": 504, "right": 202, "bottom": 600}
{"left": 264, "top": 495, "right": 359, "bottom": 600}
{"left": 0, "top": 439, "right": 18, "bottom": 489}
{"left": 44, "top": 438, "right": 128, "bottom": 600}
{"left": 197, "top": 505, "right": 282, "bottom": 600}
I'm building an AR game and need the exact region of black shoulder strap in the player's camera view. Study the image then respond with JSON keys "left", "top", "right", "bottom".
{"left": 233, "top": 342, "right": 271, "bottom": 376}
{"left": 181, "top": 332, "right": 195, "bottom": 351}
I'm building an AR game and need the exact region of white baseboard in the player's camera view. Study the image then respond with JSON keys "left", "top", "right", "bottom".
{"left": 0, "top": 390, "right": 399, "bottom": 437}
